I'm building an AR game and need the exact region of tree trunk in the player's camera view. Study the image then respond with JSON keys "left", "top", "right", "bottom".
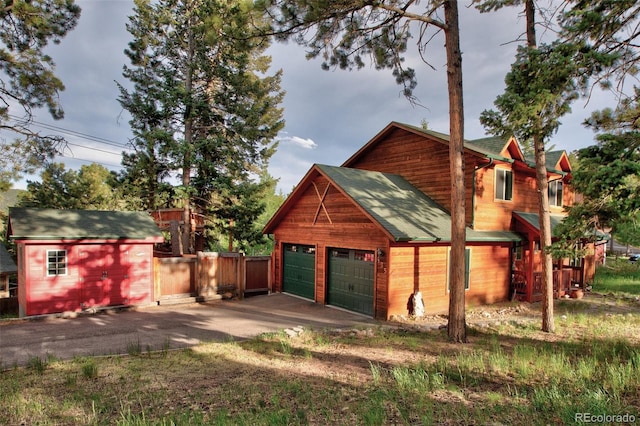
{"left": 182, "top": 6, "right": 196, "bottom": 255}
{"left": 444, "top": 0, "right": 467, "bottom": 343}
{"left": 534, "top": 134, "right": 555, "bottom": 333}
{"left": 525, "top": 0, "right": 554, "bottom": 333}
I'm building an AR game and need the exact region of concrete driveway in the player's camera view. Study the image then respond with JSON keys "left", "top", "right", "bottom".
{"left": 0, "top": 294, "right": 376, "bottom": 369}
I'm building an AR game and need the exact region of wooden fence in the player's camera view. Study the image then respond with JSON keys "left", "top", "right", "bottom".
{"left": 0, "top": 297, "right": 18, "bottom": 315}
{"left": 154, "top": 252, "right": 271, "bottom": 300}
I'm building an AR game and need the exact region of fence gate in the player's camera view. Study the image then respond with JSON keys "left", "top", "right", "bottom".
{"left": 244, "top": 256, "right": 271, "bottom": 295}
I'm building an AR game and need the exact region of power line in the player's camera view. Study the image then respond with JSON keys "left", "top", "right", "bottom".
{"left": 7, "top": 114, "right": 133, "bottom": 151}
{"left": 65, "top": 141, "right": 125, "bottom": 157}
{"left": 54, "top": 153, "right": 123, "bottom": 170}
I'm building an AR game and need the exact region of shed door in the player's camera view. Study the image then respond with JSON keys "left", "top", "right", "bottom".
{"left": 282, "top": 244, "right": 315, "bottom": 300}
{"left": 80, "top": 245, "right": 130, "bottom": 308}
{"left": 328, "top": 248, "right": 374, "bottom": 316}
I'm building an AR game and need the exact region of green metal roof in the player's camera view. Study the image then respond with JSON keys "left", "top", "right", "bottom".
{"left": 523, "top": 150, "right": 568, "bottom": 173}
{"left": 8, "top": 208, "right": 164, "bottom": 241}
{"left": 467, "top": 136, "right": 508, "bottom": 156}
{"left": 513, "top": 211, "right": 566, "bottom": 234}
{"left": 514, "top": 211, "right": 607, "bottom": 240}
{"left": 317, "top": 164, "right": 521, "bottom": 243}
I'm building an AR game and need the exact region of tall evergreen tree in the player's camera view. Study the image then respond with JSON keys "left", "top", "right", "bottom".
{"left": 553, "top": 2, "right": 640, "bottom": 252}
{"left": 258, "top": 0, "right": 469, "bottom": 342}
{"left": 0, "top": 0, "right": 81, "bottom": 190}
{"left": 555, "top": 92, "right": 640, "bottom": 252}
{"left": 476, "top": 0, "right": 613, "bottom": 332}
{"left": 119, "top": 0, "right": 284, "bottom": 253}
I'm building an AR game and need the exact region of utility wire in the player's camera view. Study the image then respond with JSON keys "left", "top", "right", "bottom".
{"left": 54, "top": 153, "right": 123, "bottom": 170}
{"left": 7, "top": 114, "right": 133, "bottom": 151}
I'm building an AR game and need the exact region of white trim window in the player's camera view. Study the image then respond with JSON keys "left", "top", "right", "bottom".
{"left": 548, "top": 180, "right": 564, "bottom": 207}
{"left": 495, "top": 168, "right": 513, "bottom": 201}
{"left": 46, "top": 250, "right": 67, "bottom": 276}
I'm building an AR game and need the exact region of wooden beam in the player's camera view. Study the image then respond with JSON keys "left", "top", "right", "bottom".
{"left": 312, "top": 182, "right": 333, "bottom": 225}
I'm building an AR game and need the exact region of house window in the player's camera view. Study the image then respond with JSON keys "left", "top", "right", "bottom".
{"left": 47, "top": 250, "right": 67, "bottom": 276}
{"left": 447, "top": 248, "right": 471, "bottom": 291}
{"left": 495, "top": 169, "right": 513, "bottom": 201}
{"left": 513, "top": 244, "right": 523, "bottom": 261}
{"left": 548, "top": 180, "right": 563, "bottom": 206}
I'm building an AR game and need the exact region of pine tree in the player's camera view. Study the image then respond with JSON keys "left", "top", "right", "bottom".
{"left": 0, "top": 0, "right": 81, "bottom": 190}
{"left": 18, "top": 162, "right": 120, "bottom": 210}
{"left": 119, "top": 0, "right": 284, "bottom": 253}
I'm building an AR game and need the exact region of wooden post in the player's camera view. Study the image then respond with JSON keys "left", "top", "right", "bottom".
{"left": 228, "top": 219, "right": 234, "bottom": 252}
{"left": 526, "top": 237, "right": 535, "bottom": 303}
{"left": 170, "top": 220, "right": 182, "bottom": 256}
{"left": 267, "top": 256, "right": 272, "bottom": 294}
{"left": 196, "top": 251, "right": 204, "bottom": 297}
{"left": 239, "top": 253, "right": 246, "bottom": 299}
{"left": 153, "top": 257, "right": 161, "bottom": 302}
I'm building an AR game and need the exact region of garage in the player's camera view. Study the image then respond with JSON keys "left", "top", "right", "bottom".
{"left": 327, "top": 248, "right": 374, "bottom": 316}
{"left": 282, "top": 244, "right": 315, "bottom": 300}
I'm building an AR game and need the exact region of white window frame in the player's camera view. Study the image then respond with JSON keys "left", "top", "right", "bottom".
{"left": 548, "top": 180, "right": 564, "bottom": 207}
{"left": 495, "top": 168, "right": 513, "bottom": 201}
{"left": 46, "top": 250, "right": 68, "bottom": 277}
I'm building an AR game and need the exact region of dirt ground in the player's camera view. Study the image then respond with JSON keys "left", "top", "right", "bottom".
{"left": 387, "top": 291, "right": 640, "bottom": 332}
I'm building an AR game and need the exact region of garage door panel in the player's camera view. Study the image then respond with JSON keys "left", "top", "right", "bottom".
{"left": 328, "top": 248, "right": 374, "bottom": 316}
{"left": 283, "top": 244, "right": 315, "bottom": 300}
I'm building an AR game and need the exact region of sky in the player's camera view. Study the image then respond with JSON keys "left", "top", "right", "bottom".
{"left": 10, "top": 0, "right": 618, "bottom": 194}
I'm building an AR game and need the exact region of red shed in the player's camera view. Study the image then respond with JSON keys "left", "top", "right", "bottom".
{"left": 8, "top": 208, "right": 164, "bottom": 317}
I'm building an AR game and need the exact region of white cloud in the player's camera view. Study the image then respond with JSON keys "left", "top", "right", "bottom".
{"left": 280, "top": 135, "right": 318, "bottom": 149}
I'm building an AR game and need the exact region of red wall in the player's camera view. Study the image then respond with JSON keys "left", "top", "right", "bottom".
{"left": 17, "top": 240, "right": 155, "bottom": 317}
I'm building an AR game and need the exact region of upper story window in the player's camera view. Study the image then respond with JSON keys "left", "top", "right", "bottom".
{"left": 548, "top": 180, "right": 564, "bottom": 207}
{"left": 47, "top": 250, "right": 67, "bottom": 276}
{"left": 495, "top": 168, "right": 513, "bottom": 201}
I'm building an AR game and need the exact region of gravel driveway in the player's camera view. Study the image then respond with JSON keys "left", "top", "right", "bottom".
{"left": 0, "top": 293, "right": 375, "bottom": 369}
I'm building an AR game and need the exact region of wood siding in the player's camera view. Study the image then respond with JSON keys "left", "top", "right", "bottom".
{"left": 17, "top": 240, "right": 155, "bottom": 317}
{"left": 387, "top": 243, "right": 512, "bottom": 318}
{"left": 271, "top": 175, "right": 389, "bottom": 318}
{"left": 474, "top": 163, "right": 575, "bottom": 231}
{"left": 346, "top": 128, "right": 480, "bottom": 225}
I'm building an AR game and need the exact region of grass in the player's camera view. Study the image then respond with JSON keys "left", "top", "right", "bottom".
{"left": 592, "top": 258, "right": 640, "bottom": 296}
{"left": 2, "top": 305, "right": 639, "bottom": 425}
{"left": 1, "top": 266, "right": 639, "bottom": 425}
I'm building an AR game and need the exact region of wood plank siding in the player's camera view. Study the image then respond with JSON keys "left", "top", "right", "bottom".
{"left": 346, "top": 128, "right": 481, "bottom": 226}
{"left": 386, "top": 243, "right": 512, "bottom": 318}
{"left": 473, "top": 164, "right": 575, "bottom": 231}
{"left": 271, "top": 175, "right": 389, "bottom": 318}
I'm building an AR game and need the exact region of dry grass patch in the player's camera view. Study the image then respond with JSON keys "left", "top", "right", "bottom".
{"left": 1, "top": 295, "right": 639, "bottom": 425}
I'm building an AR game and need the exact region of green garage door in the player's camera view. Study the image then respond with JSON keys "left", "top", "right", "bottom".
{"left": 328, "top": 248, "right": 374, "bottom": 316}
{"left": 283, "top": 244, "right": 316, "bottom": 300}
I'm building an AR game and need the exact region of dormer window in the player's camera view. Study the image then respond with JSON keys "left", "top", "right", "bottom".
{"left": 548, "top": 180, "right": 563, "bottom": 206}
{"left": 495, "top": 168, "right": 513, "bottom": 201}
